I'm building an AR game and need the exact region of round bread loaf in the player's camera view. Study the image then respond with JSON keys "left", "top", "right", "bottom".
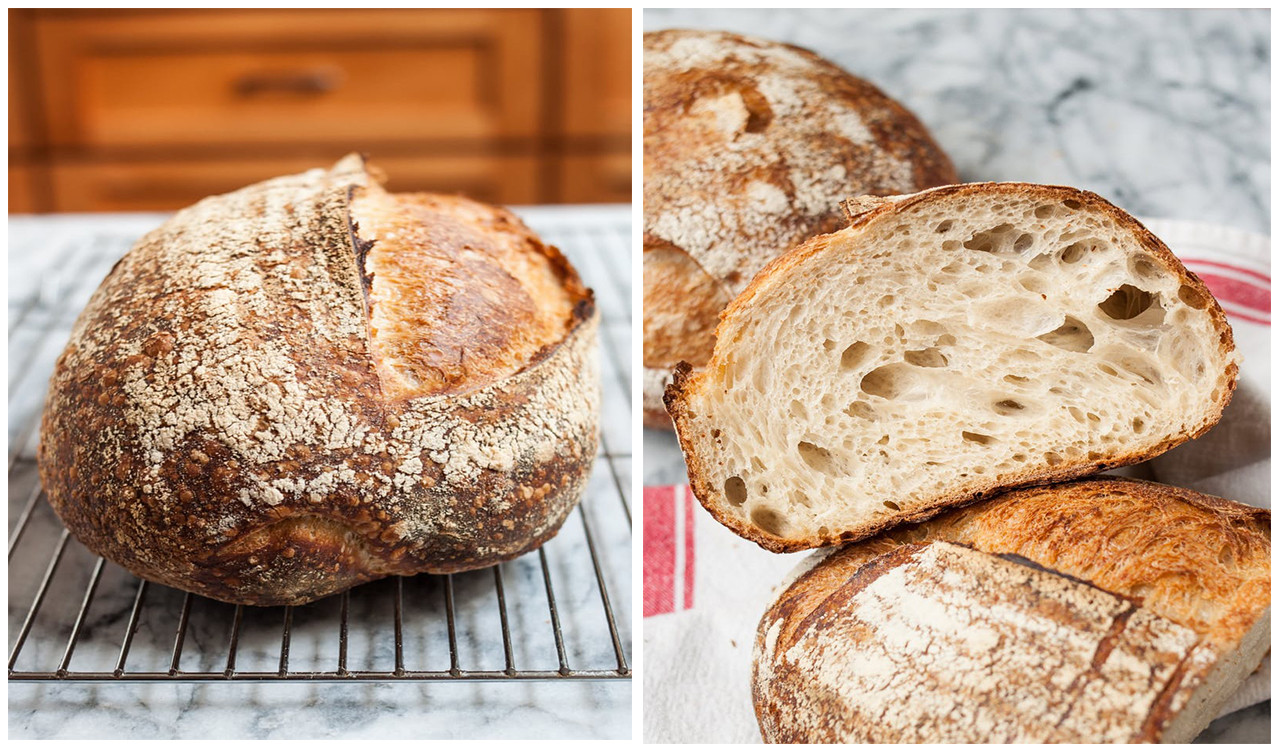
{"left": 643, "top": 29, "right": 958, "bottom": 429}
{"left": 38, "top": 154, "right": 600, "bottom": 606}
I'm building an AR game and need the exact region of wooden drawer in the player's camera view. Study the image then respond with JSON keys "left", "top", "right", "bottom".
{"left": 559, "top": 152, "right": 631, "bottom": 204}
{"left": 10, "top": 11, "right": 35, "bottom": 151}
{"left": 49, "top": 154, "right": 540, "bottom": 212}
{"left": 34, "top": 9, "right": 545, "bottom": 149}
{"left": 9, "top": 165, "right": 41, "bottom": 214}
{"left": 561, "top": 8, "right": 632, "bottom": 139}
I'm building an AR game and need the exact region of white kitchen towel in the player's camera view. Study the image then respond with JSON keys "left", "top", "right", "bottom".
{"left": 642, "top": 220, "right": 1270, "bottom": 743}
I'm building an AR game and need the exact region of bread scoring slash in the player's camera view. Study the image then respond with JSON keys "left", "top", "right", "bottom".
{"left": 39, "top": 154, "right": 600, "bottom": 606}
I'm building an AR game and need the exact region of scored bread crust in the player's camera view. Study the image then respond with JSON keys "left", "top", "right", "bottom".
{"left": 753, "top": 479, "right": 1271, "bottom": 743}
{"left": 38, "top": 155, "right": 600, "bottom": 606}
{"left": 642, "top": 28, "right": 958, "bottom": 429}
{"left": 666, "top": 182, "right": 1239, "bottom": 552}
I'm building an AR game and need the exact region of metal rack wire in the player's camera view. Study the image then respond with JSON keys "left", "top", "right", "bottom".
{"left": 8, "top": 208, "right": 633, "bottom": 683}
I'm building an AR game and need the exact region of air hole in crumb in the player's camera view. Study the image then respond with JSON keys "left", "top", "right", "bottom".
{"left": 1132, "top": 417, "right": 1146, "bottom": 433}
{"left": 1068, "top": 406, "right": 1086, "bottom": 423}
{"left": 840, "top": 342, "right": 872, "bottom": 370}
{"left": 1034, "top": 205, "right": 1054, "bottom": 219}
{"left": 789, "top": 399, "right": 808, "bottom": 420}
{"left": 1099, "top": 363, "right": 1120, "bottom": 377}
{"left": 962, "top": 431, "right": 997, "bottom": 446}
{"left": 1099, "top": 284, "right": 1156, "bottom": 320}
{"left": 876, "top": 435, "right": 889, "bottom": 445}
{"left": 797, "top": 441, "right": 838, "bottom": 474}
{"left": 963, "top": 223, "right": 1018, "bottom": 253}
{"left": 1003, "top": 374, "right": 1030, "bottom": 385}
{"left": 1061, "top": 240, "right": 1100, "bottom": 264}
{"left": 861, "top": 364, "right": 914, "bottom": 400}
{"left": 993, "top": 399, "right": 1024, "bottom": 416}
{"left": 1013, "top": 233, "right": 1034, "bottom": 252}
{"left": 1116, "top": 357, "right": 1161, "bottom": 385}
{"left": 1178, "top": 284, "right": 1208, "bottom": 309}
{"left": 724, "top": 476, "right": 747, "bottom": 506}
{"left": 1063, "top": 199, "right": 1082, "bottom": 210}
{"left": 941, "top": 240, "right": 960, "bottom": 252}
{"left": 817, "top": 525, "right": 830, "bottom": 537}
{"left": 845, "top": 401, "right": 877, "bottom": 420}
{"left": 904, "top": 347, "right": 947, "bottom": 368}
{"left": 883, "top": 500, "right": 901, "bottom": 511}
{"left": 823, "top": 338, "right": 837, "bottom": 351}
{"left": 1018, "top": 274, "right": 1049, "bottom": 295}
{"left": 1044, "top": 451, "right": 1064, "bottom": 466}
{"left": 1130, "top": 255, "right": 1163, "bottom": 281}
{"left": 935, "top": 219, "right": 954, "bottom": 233}
{"left": 1037, "top": 316, "right": 1094, "bottom": 352}
{"left": 711, "top": 429, "right": 721, "bottom": 439}
{"left": 1012, "top": 453, "right": 1027, "bottom": 462}
{"left": 750, "top": 507, "right": 787, "bottom": 536}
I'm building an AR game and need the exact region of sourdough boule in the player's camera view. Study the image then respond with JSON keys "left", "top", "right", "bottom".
{"left": 39, "top": 154, "right": 599, "bottom": 606}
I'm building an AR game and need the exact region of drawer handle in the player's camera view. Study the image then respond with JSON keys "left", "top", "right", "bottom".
{"left": 234, "top": 67, "right": 342, "bottom": 97}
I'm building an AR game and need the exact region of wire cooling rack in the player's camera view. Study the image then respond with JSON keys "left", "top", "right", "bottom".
{"left": 7, "top": 206, "right": 632, "bottom": 683}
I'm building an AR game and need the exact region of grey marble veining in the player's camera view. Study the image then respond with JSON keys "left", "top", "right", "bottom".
{"left": 644, "top": 8, "right": 1270, "bottom": 233}
{"left": 7, "top": 207, "right": 633, "bottom": 739}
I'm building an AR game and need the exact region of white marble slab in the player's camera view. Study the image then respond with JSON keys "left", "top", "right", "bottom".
{"left": 643, "top": 8, "right": 1269, "bottom": 234}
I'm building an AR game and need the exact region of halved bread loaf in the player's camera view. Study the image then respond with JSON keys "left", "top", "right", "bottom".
{"left": 666, "top": 183, "right": 1238, "bottom": 551}
{"left": 753, "top": 479, "right": 1271, "bottom": 743}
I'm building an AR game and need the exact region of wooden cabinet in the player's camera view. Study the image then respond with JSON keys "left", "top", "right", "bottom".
{"left": 9, "top": 9, "right": 631, "bottom": 212}
{"left": 560, "top": 153, "right": 632, "bottom": 205}
{"left": 48, "top": 155, "right": 539, "bottom": 213}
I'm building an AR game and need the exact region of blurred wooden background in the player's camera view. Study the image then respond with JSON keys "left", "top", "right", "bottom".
{"left": 8, "top": 8, "right": 632, "bottom": 212}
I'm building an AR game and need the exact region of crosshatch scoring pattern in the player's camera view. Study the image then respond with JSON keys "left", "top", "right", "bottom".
{"left": 8, "top": 206, "right": 632, "bottom": 682}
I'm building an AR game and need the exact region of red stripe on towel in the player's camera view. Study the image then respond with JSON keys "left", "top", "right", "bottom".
{"left": 683, "top": 486, "right": 696, "bottom": 611}
{"left": 643, "top": 486, "right": 675, "bottom": 617}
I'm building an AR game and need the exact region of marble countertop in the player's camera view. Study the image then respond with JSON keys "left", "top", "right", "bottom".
{"left": 8, "top": 207, "right": 633, "bottom": 740}
{"left": 644, "top": 8, "right": 1269, "bottom": 234}
{"left": 642, "top": 8, "right": 1269, "bottom": 743}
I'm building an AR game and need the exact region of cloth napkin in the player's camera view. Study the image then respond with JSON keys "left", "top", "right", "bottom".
{"left": 642, "top": 220, "right": 1270, "bottom": 743}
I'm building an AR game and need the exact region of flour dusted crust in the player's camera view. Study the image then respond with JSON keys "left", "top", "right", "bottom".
{"left": 667, "top": 183, "right": 1239, "bottom": 552}
{"left": 642, "top": 29, "right": 957, "bottom": 428}
{"left": 753, "top": 479, "right": 1271, "bottom": 743}
{"left": 39, "top": 155, "right": 599, "bottom": 606}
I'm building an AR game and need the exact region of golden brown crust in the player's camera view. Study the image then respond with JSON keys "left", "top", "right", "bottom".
{"left": 642, "top": 237, "right": 730, "bottom": 371}
{"left": 754, "top": 480, "right": 1270, "bottom": 743}
{"left": 38, "top": 155, "right": 600, "bottom": 606}
{"left": 356, "top": 189, "right": 584, "bottom": 399}
{"left": 642, "top": 29, "right": 958, "bottom": 431}
{"left": 666, "top": 182, "right": 1239, "bottom": 553}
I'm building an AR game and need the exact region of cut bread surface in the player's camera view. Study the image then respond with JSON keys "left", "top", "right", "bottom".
{"left": 667, "top": 183, "right": 1238, "bottom": 551}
